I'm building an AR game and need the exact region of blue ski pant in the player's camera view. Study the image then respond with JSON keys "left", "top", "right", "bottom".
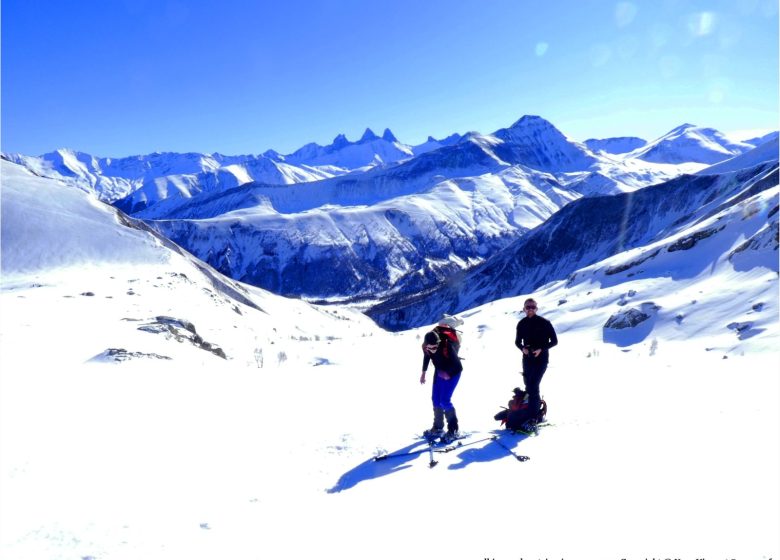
{"left": 431, "top": 371, "right": 460, "bottom": 411}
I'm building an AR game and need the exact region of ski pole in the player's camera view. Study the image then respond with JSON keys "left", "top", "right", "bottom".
{"left": 493, "top": 436, "right": 530, "bottom": 462}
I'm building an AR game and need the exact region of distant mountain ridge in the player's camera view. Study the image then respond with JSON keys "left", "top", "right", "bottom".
{"left": 4, "top": 115, "right": 777, "bottom": 317}
{"left": 2, "top": 149, "right": 343, "bottom": 209}
{"left": 584, "top": 136, "right": 647, "bottom": 155}
{"left": 3, "top": 117, "right": 767, "bottom": 208}
{"left": 628, "top": 123, "right": 755, "bottom": 164}
{"left": 282, "top": 127, "right": 414, "bottom": 168}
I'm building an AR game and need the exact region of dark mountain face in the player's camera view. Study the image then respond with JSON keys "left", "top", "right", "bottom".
{"left": 367, "top": 163, "right": 779, "bottom": 330}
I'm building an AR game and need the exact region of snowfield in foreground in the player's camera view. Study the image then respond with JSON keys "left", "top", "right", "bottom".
{"left": 1, "top": 159, "right": 778, "bottom": 559}
{"left": 1, "top": 284, "right": 778, "bottom": 560}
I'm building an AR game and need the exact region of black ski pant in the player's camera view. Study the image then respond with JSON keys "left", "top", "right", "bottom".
{"left": 522, "top": 357, "right": 548, "bottom": 415}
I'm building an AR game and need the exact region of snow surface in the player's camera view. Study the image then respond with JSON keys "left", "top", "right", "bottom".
{"left": 627, "top": 124, "right": 755, "bottom": 165}
{"left": 1, "top": 159, "right": 779, "bottom": 560}
{"left": 697, "top": 136, "right": 780, "bottom": 176}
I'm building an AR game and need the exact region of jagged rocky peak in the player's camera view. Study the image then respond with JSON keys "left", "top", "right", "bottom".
{"left": 382, "top": 128, "right": 398, "bottom": 143}
{"left": 332, "top": 133, "right": 350, "bottom": 148}
{"left": 262, "top": 149, "right": 283, "bottom": 160}
{"left": 360, "top": 128, "right": 379, "bottom": 142}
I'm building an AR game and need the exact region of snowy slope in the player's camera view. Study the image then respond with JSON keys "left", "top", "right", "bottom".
{"left": 111, "top": 156, "right": 338, "bottom": 215}
{"left": 739, "top": 130, "right": 779, "bottom": 147}
{"left": 583, "top": 135, "right": 647, "bottom": 154}
{"left": 628, "top": 123, "right": 755, "bottom": 164}
{"left": 369, "top": 160, "right": 779, "bottom": 329}
{"left": 1, "top": 160, "right": 777, "bottom": 560}
{"left": 697, "top": 136, "right": 780, "bottom": 175}
{"left": 0, "top": 150, "right": 342, "bottom": 211}
{"left": 0, "top": 159, "right": 377, "bottom": 364}
{"left": 145, "top": 167, "right": 579, "bottom": 300}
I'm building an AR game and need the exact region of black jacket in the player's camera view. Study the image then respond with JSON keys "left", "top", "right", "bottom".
{"left": 515, "top": 315, "right": 558, "bottom": 363}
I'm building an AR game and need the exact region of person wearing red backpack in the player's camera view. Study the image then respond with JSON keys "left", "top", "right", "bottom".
{"left": 515, "top": 298, "right": 557, "bottom": 424}
{"left": 420, "top": 315, "right": 464, "bottom": 443}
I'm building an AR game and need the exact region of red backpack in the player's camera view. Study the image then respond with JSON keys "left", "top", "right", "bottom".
{"left": 434, "top": 325, "right": 460, "bottom": 359}
{"left": 495, "top": 388, "right": 547, "bottom": 430}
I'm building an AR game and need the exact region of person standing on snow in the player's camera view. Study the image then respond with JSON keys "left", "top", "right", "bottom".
{"left": 420, "top": 315, "right": 463, "bottom": 442}
{"left": 515, "top": 298, "right": 557, "bottom": 420}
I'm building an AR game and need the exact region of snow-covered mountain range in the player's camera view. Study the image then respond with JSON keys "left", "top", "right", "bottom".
{"left": 3, "top": 115, "right": 775, "bottom": 313}
{"left": 283, "top": 127, "right": 413, "bottom": 168}
{"left": 1, "top": 143, "right": 777, "bottom": 559}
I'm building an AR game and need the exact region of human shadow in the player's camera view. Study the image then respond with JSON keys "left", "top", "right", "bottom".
{"left": 447, "top": 431, "right": 531, "bottom": 470}
{"left": 327, "top": 432, "right": 531, "bottom": 492}
{"left": 326, "top": 441, "right": 428, "bottom": 493}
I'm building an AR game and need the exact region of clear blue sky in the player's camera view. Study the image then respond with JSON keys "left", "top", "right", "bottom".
{"left": 2, "top": 0, "right": 778, "bottom": 157}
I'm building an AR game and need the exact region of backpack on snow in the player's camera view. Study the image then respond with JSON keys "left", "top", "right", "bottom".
{"left": 493, "top": 387, "right": 547, "bottom": 431}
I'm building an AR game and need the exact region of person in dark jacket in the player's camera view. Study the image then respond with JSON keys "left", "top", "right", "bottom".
{"left": 420, "top": 320, "right": 463, "bottom": 441}
{"left": 515, "top": 298, "right": 558, "bottom": 417}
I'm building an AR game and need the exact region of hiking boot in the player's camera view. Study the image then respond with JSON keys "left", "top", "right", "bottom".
{"left": 444, "top": 408, "right": 459, "bottom": 433}
{"left": 423, "top": 428, "right": 444, "bottom": 439}
{"left": 441, "top": 429, "right": 461, "bottom": 443}
{"left": 519, "top": 419, "right": 538, "bottom": 433}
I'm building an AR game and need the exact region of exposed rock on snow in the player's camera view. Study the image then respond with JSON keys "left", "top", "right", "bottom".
{"left": 138, "top": 316, "right": 227, "bottom": 359}
{"left": 603, "top": 303, "right": 660, "bottom": 347}
{"left": 89, "top": 348, "right": 173, "bottom": 362}
{"left": 667, "top": 226, "right": 725, "bottom": 252}
{"left": 604, "top": 307, "right": 651, "bottom": 329}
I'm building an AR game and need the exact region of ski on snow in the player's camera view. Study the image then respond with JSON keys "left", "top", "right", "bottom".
{"left": 373, "top": 432, "right": 477, "bottom": 463}
{"left": 373, "top": 432, "right": 529, "bottom": 466}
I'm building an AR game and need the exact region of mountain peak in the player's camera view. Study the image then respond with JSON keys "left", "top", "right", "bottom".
{"left": 382, "top": 128, "right": 398, "bottom": 143}
{"left": 360, "top": 128, "right": 379, "bottom": 142}
{"left": 332, "top": 133, "right": 350, "bottom": 148}
{"left": 668, "top": 123, "right": 698, "bottom": 135}
{"left": 492, "top": 115, "right": 598, "bottom": 172}
{"left": 633, "top": 123, "right": 751, "bottom": 164}
{"left": 262, "top": 149, "right": 283, "bottom": 161}
{"left": 508, "top": 115, "right": 556, "bottom": 130}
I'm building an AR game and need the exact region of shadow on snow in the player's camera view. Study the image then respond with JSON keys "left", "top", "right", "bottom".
{"left": 326, "top": 431, "right": 530, "bottom": 493}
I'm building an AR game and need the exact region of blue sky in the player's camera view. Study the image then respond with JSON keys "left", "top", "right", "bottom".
{"left": 2, "top": 0, "right": 778, "bottom": 157}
